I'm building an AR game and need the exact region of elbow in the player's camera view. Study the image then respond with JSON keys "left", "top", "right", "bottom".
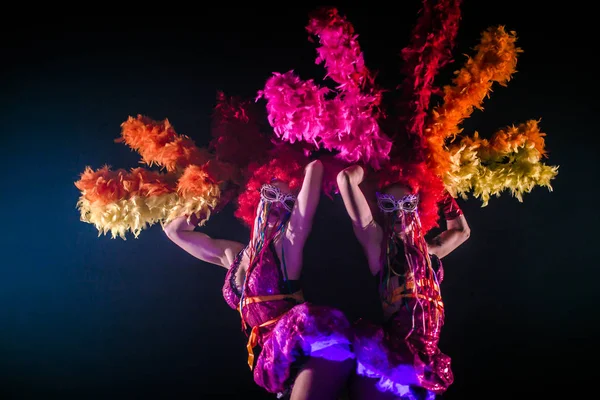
{"left": 336, "top": 170, "right": 350, "bottom": 188}
{"left": 162, "top": 215, "right": 195, "bottom": 239}
{"left": 339, "top": 165, "right": 363, "bottom": 186}
{"left": 163, "top": 224, "right": 178, "bottom": 241}
{"left": 460, "top": 226, "right": 471, "bottom": 242}
{"left": 163, "top": 220, "right": 186, "bottom": 242}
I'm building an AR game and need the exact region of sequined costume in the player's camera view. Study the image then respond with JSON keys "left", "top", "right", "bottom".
{"left": 353, "top": 251, "right": 449, "bottom": 399}
{"left": 353, "top": 195, "right": 462, "bottom": 399}
{"left": 222, "top": 241, "right": 354, "bottom": 395}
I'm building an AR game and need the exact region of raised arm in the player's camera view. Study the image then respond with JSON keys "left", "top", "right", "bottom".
{"left": 336, "top": 165, "right": 374, "bottom": 229}
{"left": 287, "top": 159, "right": 324, "bottom": 241}
{"left": 336, "top": 165, "right": 383, "bottom": 275}
{"left": 280, "top": 159, "right": 324, "bottom": 280}
{"left": 163, "top": 214, "right": 245, "bottom": 269}
{"left": 427, "top": 193, "right": 471, "bottom": 259}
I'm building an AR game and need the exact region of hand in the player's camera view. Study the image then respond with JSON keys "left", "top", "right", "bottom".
{"left": 214, "top": 183, "right": 238, "bottom": 214}
{"left": 304, "top": 159, "right": 324, "bottom": 175}
{"left": 163, "top": 214, "right": 198, "bottom": 235}
{"left": 187, "top": 213, "right": 202, "bottom": 226}
{"left": 337, "top": 165, "right": 364, "bottom": 187}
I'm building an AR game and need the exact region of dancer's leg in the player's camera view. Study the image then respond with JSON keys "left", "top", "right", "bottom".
{"left": 290, "top": 357, "right": 354, "bottom": 400}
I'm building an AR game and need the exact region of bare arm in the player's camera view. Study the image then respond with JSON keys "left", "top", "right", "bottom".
{"left": 336, "top": 165, "right": 374, "bottom": 229}
{"left": 280, "top": 160, "right": 324, "bottom": 280}
{"left": 427, "top": 214, "right": 470, "bottom": 259}
{"left": 287, "top": 159, "right": 324, "bottom": 242}
{"left": 336, "top": 165, "right": 383, "bottom": 275}
{"left": 163, "top": 215, "right": 245, "bottom": 269}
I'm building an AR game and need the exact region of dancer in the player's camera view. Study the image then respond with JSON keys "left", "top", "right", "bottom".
{"left": 164, "top": 149, "right": 355, "bottom": 400}
{"left": 74, "top": 95, "right": 356, "bottom": 398}
{"left": 337, "top": 163, "right": 468, "bottom": 399}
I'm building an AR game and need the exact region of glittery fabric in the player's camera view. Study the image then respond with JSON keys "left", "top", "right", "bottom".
{"left": 440, "top": 191, "right": 463, "bottom": 220}
{"left": 222, "top": 245, "right": 354, "bottom": 394}
{"left": 353, "top": 246, "right": 452, "bottom": 398}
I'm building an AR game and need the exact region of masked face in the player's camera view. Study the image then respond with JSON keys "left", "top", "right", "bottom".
{"left": 259, "top": 181, "right": 296, "bottom": 226}
{"left": 376, "top": 184, "right": 418, "bottom": 233}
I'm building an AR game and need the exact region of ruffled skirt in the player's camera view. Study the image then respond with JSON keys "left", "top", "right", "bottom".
{"left": 254, "top": 302, "right": 355, "bottom": 395}
{"left": 352, "top": 303, "right": 452, "bottom": 399}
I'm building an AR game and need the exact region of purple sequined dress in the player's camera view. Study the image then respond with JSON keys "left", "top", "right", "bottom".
{"left": 353, "top": 237, "right": 452, "bottom": 400}
{"left": 222, "top": 242, "right": 354, "bottom": 395}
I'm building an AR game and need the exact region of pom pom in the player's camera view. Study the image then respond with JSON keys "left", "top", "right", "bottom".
{"left": 76, "top": 194, "right": 179, "bottom": 240}
{"left": 165, "top": 164, "right": 222, "bottom": 226}
{"left": 256, "top": 8, "right": 392, "bottom": 170}
{"left": 259, "top": 71, "right": 392, "bottom": 169}
{"left": 210, "top": 91, "right": 272, "bottom": 174}
{"left": 75, "top": 166, "right": 177, "bottom": 205}
{"left": 259, "top": 71, "right": 329, "bottom": 145}
{"left": 118, "top": 115, "right": 210, "bottom": 171}
{"left": 306, "top": 7, "right": 376, "bottom": 92}
{"left": 395, "top": 0, "right": 461, "bottom": 142}
{"left": 74, "top": 166, "right": 179, "bottom": 239}
{"left": 424, "top": 25, "right": 521, "bottom": 177}
{"left": 444, "top": 119, "right": 559, "bottom": 205}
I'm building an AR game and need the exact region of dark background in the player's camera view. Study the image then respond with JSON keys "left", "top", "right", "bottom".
{"left": 1, "top": 2, "right": 597, "bottom": 399}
